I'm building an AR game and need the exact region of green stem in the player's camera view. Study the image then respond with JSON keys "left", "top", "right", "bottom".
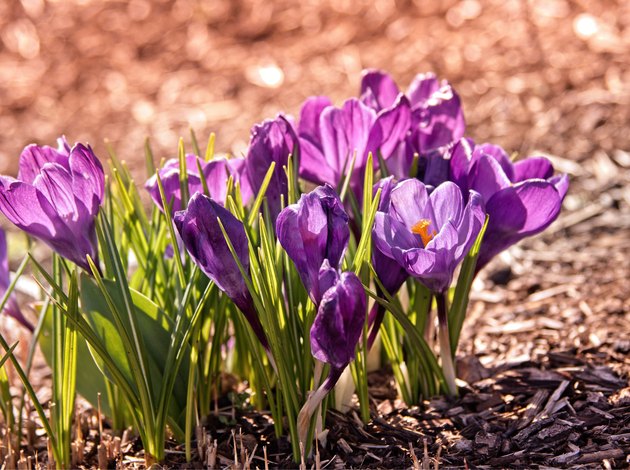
{"left": 436, "top": 293, "right": 457, "bottom": 396}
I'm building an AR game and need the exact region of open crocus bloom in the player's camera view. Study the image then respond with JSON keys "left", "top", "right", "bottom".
{"left": 276, "top": 185, "right": 349, "bottom": 304}
{"left": 245, "top": 115, "right": 298, "bottom": 223}
{"left": 174, "top": 192, "right": 268, "bottom": 349}
{"left": 449, "top": 138, "right": 569, "bottom": 270}
{"left": 0, "top": 138, "right": 104, "bottom": 271}
{"left": 373, "top": 179, "right": 485, "bottom": 293}
{"left": 360, "top": 70, "right": 466, "bottom": 179}
{"left": 298, "top": 96, "right": 411, "bottom": 198}
{"left": 145, "top": 154, "right": 250, "bottom": 213}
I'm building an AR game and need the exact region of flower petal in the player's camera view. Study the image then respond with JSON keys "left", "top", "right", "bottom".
{"left": 388, "top": 179, "right": 429, "bottom": 230}
{"left": 360, "top": 69, "right": 400, "bottom": 111}
{"left": 468, "top": 154, "right": 512, "bottom": 202}
{"left": 513, "top": 157, "right": 554, "bottom": 182}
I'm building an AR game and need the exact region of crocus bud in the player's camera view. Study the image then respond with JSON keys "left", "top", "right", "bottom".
{"left": 0, "top": 229, "right": 31, "bottom": 330}
{"left": 0, "top": 138, "right": 104, "bottom": 271}
{"left": 174, "top": 192, "right": 268, "bottom": 350}
{"left": 298, "top": 271, "right": 366, "bottom": 446}
{"left": 245, "top": 115, "right": 298, "bottom": 222}
{"left": 145, "top": 154, "right": 250, "bottom": 213}
{"left": 276, "top": 185, "right": 349, "bottom": 304}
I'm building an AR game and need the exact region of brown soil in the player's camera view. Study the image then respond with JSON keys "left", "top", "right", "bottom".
{"left": 0, "top": 0, "right": 629, "bottom": 468}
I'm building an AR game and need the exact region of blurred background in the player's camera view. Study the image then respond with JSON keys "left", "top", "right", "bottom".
{"left": 0, "top": 0, "right": 628, "bottom": 175}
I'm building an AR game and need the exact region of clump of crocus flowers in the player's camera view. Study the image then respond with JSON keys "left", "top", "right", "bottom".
{"left": 0, "top": 69, "right": 567, "bottom": 465}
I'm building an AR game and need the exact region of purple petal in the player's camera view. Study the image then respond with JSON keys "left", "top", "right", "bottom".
{"left": 18, "top": 144, "right": 70, "bottom": 184}
{"left": 478, "top": 143, "right": 515, "bottom": 181}
{"left": 406, "top": 73, "right": 440, "bottom": 106}
{"left": 550, "top": 173, "right": 569, "bottom": 199}
{"left": 513, "top": 157, "right": 554, "bottom": 182}
{"left": 246, "top": 115, "right": 298, "bottom": 222}
{"left": 388, "top": 179, "right": 429, "bottom": 230}
{"left": 448, "top": 138, "right": 475, "bottom": 190}
{"left": 360, "top": 70, "right": 400, "bottom": 111}
{"left": 428, "top": 181, "right": 464, "bottom": 229}
{"left": 310, "top": 272, "right": 366, "bottom": 370}
{"left": 319, "top": 98, "right": 376, "bottom": 183}
{"left": 32, "top": 163, "right": 79, "bottom": 221}
{"left": 68, "top": 144, "right": 105, "bottom": 217}
{"left": 373, "top": 212, "right": 419, "bottom": 257}
{"left": 478, "top": 181, "right": 563, "bottom": 268}
{"left": 468, "top": 155, "right": 512, "bottom": 202}
{"left": 366, "top": 95, "right": 412, "bottom": 161}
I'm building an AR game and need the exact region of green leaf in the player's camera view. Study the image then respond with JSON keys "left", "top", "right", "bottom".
{"left": 448, "top": 215, "right": 488, "bottom": 355}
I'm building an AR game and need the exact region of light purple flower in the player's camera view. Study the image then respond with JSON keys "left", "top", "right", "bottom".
{"left": 0, "top": 138, "right": 104, "bottom": 271}
{"left": 174, "top": 193, "right": 268, "bottom": 349}
{"left": 373, "top": 179, "right": 485, "bottom": 293}
{"left": 145, "top": 154, "right": 250, "bottom": 213}
{"left": 0, "top": 229, "right": 31, "bottom": 330}
{"left": 245, "top": 115, "right": 298, "bottom": 222}
{"left": 298, "top": 96, "right": 411, "bottom": 197}
{"left": 276, "top": 185, "right": 349, "bottom": 304}
{"left": 449, "top": 139, "right": 569, "bottom": 270}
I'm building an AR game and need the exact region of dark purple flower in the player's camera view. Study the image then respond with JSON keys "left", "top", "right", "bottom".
{"left": 0, "top": 229, "right": 32, "bottom": 330}
{"left": 360, "top": 70, "right": 465, "bottom": 179}
{"left": 449, "top": 139, "right": 569, "bottom": 270}
{"left": 373, "top": 179, "right": 485, "bottom": 293}
{"left": 298, "top": 96, "right": 411, "bottom": 197}
{"left": 245, "top": 115, "right": 298, "bottom": 222}
{"left": 0, "top": 138, "right": 104, "bottom": 271}
{"left": 311, "top": 271, "right": 366, "bottom": 370}
{"left": 276, "top": 185, "right": 349, "bottom": 304}
{"left": 145, "top": 154, "right": 250, "bottom": 213}
{"left": 298, "top": 270, "right": 366, "bottom": 444}
{"left": 174, "top": 193, "right": 268, "bottom": 349}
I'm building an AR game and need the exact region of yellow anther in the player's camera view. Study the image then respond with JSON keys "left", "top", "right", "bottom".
{"left": 411, "top": 219, "right": 436, "bottom": 246}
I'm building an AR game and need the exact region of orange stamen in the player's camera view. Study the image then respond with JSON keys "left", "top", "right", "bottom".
{"left": 411, "top": 219, "right": 436, "bottom": 246}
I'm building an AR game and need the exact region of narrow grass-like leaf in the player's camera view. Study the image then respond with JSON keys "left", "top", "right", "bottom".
{"left": 448, "top": 215, "right": 488, "bottom": 354}
{"left": 247, "top": 162, "right": 276, "bottom": 226}
{"left": 205, "top": 132, "right": 216, "bottom": 162}
{"left": 145, "top": 137, "right": 156, "bottom": 180}
{"left": 190, "top": 128, "right": 201, "bottom": 157}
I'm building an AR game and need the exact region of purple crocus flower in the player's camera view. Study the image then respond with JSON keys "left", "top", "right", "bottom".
{"left": 373, "top": 179, "right": 485, "bottom": 294}
{"left": 276, "top": 185, "right": 349, "bottom": 304}
{"left": 298, "top": 96, "right": 411, "bottom": 198}
{"left": 360, "top": 70, "right": 465, "bottom": 179}
{"left": 0, "top": 138, "right": 104, "bottom": 272}
{"left": 449, "top": 139, "right": 569, "bottom": 270}
{"left": 174, "top": 192, "right": 268, "bottom": 349}
{"left": 298, "top": 270, "right": 366, "bottom": 444}
{"left": 145, "top": 154, "right": 250, "bottom": 213}
{"left": 245, "top": 115, "right": 298, "bottom": 222}
{"left": 0, "top": 229, "right": 32, "bottom": 330}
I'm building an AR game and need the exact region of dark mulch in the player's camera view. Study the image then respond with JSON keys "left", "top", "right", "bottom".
{"left": 1, "top": 0, "right": 629, "bottom": 468}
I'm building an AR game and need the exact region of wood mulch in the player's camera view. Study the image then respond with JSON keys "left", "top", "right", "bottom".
{"left": 0, "top": 0, "right": 629, "bottom": 468}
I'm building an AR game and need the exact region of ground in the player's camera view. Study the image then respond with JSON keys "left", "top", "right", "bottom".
{"left": 0, "top": 0, "right": 628, "bottom": 468}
